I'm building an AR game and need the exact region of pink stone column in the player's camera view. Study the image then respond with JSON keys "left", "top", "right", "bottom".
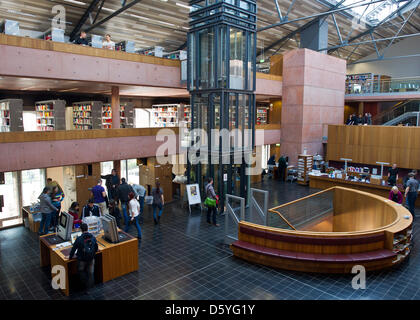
{"left": 280, "top": 49, "right": 346, "bottom": 165}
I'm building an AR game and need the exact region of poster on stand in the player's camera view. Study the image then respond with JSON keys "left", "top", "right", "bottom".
{"left": 186, "top": 184, "right": 201, "bottom": 206}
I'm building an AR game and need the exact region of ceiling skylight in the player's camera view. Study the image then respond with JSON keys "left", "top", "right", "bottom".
{"left": 325, "top": 0, "right": 415, "bottom": 25}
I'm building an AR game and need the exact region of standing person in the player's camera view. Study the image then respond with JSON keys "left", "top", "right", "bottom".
{"left": 387, "top": 164, "right": 399, "bottom": 186}
{"left": 46, "top": 178, "right": 63, "bottom": 193}
{"left": 81, "top": 199, "right": 101, "bottom": 219}
{"left": 351, "top": 113, "right": 358, "bottom": 125}
{"left": 357, "top": 114, "right": 364, "bottom": 125}
{"left": 68, "top": 223, "right": 98, "bottom": 294}
{"left": 205, "top": 178, "right": 219, "bottom": 227}
{"left": 128, "top": 192, "right": 142, "bottom": 239}
{"left": 74, "top": 31, "right": 88, "bottom": 45}
{"left": 102, "top": 34, "right": 115, "bottom": 50}
{"left": 132, "top": 183, "right": 146, "bottom": 217}
{"left": 278, "top": 155, "right": 287, "bottom": 181}
{"left": 405, "top": 173, "right": 419, "bottom": 220}
{"left": 116, "top": 178, "right": 134, "bottom": 232}
{"left": 68, "top": 202, "right": 82, "bottom": 228}
{"left": 50, "top": 186, "right": 65, "bottom": 230}
{"left": 38, "top": 187, "right": 59, "bottom": 235}
{"left": 367, "top": 113, "right": 372, "bottom": 125}
{"left": 389, "top": 186, "right": 403, "bottom": 204}
{"left": 108, "top": 200, "right": 122, "bottom": 228}
{"left": 91, "top": 180, "right": 108, "bottom": 216}
{"left": 152, "top": 181, "right": 164, "bottom": 225}
{"left": 101, "top": 169, "right": 120, "bottom": 201}
{"left": 346, "top": 115, "right": 354, "bottom": 125}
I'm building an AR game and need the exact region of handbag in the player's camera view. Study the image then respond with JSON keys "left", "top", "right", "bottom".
{"left": 204, "top": 197, "right": 217, "bottom": 207}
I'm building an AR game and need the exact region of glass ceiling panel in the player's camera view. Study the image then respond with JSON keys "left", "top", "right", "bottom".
{"left": 325, "top": 0, "right": 412, "bottom": 25}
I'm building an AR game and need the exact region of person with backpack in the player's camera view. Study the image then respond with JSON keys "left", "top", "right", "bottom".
{"left": 116, "top": 178, "right": 134, "bottom": 232}
{"left": 205, "top": 178, "right": 219, "bottom": 227}
{"left": 152, "top": 181, "right": 164, "bottom": 225}
{"left": 68, "top": 223, "right": 98, "bottom": 293}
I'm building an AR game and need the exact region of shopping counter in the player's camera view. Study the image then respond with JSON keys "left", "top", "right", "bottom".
{"left": 39, "top": 230, "right": 138, "bottom": 296}
{"left": 231, "top": 187, "right": 413, "bottom": 273}
{"left": 309, "top": 174, "right": 420, "bottom": 207}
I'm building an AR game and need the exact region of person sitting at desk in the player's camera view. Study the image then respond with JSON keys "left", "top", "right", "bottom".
{"left": 68, "top": 223, "right": 98, "bottom": 294}
{"left": 68, "top": 202, "right": 82, "bottom": 228}
{"left": 389, "top": 186, "right": 403, "bottom": 204}
{"left": 387, "top": 164, "right": 399, "bottom": 186}
{"left": 81, "top": 199, "right": 101, "bottom": 219}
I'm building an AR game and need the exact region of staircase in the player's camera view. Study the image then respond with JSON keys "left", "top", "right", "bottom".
{"left": 372, "top": 100, "right": 420, "bottom": 126}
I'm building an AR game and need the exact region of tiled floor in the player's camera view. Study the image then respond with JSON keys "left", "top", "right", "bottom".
{"left": 0, "top": 179, "right": 419, "bottom": 300}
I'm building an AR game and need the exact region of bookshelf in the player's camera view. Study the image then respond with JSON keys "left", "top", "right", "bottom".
{"left": 0, "top": 99, "right": 23, "bottom": 132}
{"left": 102, "top": 103, "right": 134, "bottom": 129}
{"left": 152, "top": 104, "right": 180, "bottom": 128}
{"left": 256, "top": 106, "right": 268, "bottom": 125}
{"left": 35, "top": 100, "right": 66, "bottom": 131}
{"left": 72, "top": 101, "right": 102, "bottom": 130}
{"left": 392, "top": 227, "right": 412, "bottom": 264}
{"left": 297, "top": 154, "right": 313, "bottom": 185}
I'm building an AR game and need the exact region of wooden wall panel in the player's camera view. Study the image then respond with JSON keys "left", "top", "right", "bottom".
{"left": 327, "top": 125, "right": 420, "bottom": 169}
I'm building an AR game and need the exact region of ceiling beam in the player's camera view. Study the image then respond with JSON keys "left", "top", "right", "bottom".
{"left": 84, "top": 0, "right": 144, "bottom": 33}
{"left": 328, "top": 0, "right": 418, "bottom": 54}
{"left": 257, "top": 0, "right": 347, "bottom": 58}
{"left": 69, "top": 0, "right": 101, "bottom": 41}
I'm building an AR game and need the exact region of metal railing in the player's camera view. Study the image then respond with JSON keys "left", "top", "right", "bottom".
{"left": 345, "top": 77, "right": 420, "bottom": 95}
{"left": 224, "top": 194, "right": 245, "bottom": 245}
{"left": 373, "top": 100, "right": 420, "bottom": 125}
{"left": 249, "top": 188, "right": 269, "bottom": 226}
{"left": 268, "top": 189, "right": 334, "bottom": 231}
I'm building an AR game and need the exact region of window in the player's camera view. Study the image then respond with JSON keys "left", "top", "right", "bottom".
{"left": 0, "top": 172, "right": 19, "bottom": 222}
{"left": 121, "top": 159, "right": 139, "bottom": 184}
{"left": 21, "top": 169, "right": 46, "bottom": 206}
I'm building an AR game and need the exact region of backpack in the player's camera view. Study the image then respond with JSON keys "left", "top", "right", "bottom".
{"left": 79, "top": 235, "right": 96, "bottom": 261}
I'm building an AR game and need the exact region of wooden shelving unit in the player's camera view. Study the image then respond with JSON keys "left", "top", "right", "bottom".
{"left": 0, "top": 99, "right": 23, "bottom": 132}
{"left": 72, "top": 101, "right": 102, "bottom": 130}
{"left": 297, "top": 154, "right": 313, "bottom": 185}
{"left": 392, "top": 227, "right": 412, "bottom": 264}
{"left": 35, "top": 100, "right": 66, "bottom": 131}
{"left": 152, "top": 104, "right": 191, "bottom": 128}
{"left": 256, "top": 106, "right": 268, "bottom": 125}
{"left": 102, "top": 103, "right": 134, "bottom": 129}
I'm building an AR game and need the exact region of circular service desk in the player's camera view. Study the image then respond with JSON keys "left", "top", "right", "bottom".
{"left": 231, "top": 187, "right": 413, "bottom": 273}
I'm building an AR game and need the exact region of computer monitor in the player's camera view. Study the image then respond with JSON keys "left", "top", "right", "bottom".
{"left": 101, "top": 214, "right": 119, "bottom": 243}
{"left": 57, "top": 211, "right": 74, "bottom": 241}
{"left": 71, "top": 231, "right": 82, "bottom": 244}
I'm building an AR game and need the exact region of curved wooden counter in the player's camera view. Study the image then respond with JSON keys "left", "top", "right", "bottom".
{"left": 231, "top": 187, "right": 413, "bottom": 273}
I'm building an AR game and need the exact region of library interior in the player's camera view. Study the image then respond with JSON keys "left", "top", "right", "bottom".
{"left": 0, "top": 0, "right": 420, "bottom": 301}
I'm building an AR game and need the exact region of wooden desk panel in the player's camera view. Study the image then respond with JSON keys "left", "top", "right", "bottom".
{"left": 309, "top": 175, "right": 420, "bottom": 207}
{"left": 39, "top": 230, "right": 138, "bottom": 296}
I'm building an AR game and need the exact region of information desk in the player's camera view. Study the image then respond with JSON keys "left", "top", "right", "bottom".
{"left": 309, "top": 174, "right": 420, "bottom": 207}
{"left": 231, "top": 187, "right": 413, "bottom": 273}
{"left": 39, "top": 230, "right": 138, "bottom": 296}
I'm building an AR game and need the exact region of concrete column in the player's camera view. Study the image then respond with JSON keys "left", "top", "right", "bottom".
{"left": 280, "top": 48, "right": 346, "bottom": 165}
{"left": 111, "top": 86, "right": 121, "bottom": 129}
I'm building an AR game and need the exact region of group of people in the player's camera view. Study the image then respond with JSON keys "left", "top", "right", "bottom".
{"left": 265, "top": 155, "right": 288, "bottom": 181}
{"left": 74, "top": 31, "right": 116, "bottom": 50}
{"left": 38, "top": 169, "right": 166, "bottom": 240}
{"left": 346, "top": 113, "right": 373, "bottom": 125}
{"left": 388, "top": 168, "right": 419, "bottom": 220}
{"left": 38, "top": 179, "right": 65, "bottom": 235}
